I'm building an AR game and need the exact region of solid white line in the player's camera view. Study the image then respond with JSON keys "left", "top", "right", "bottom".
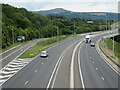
{"left": 101, "top": 77, "right": 105, "bottom": 80}
{"left": 0, "top": 43, "right": 32, "bottom": 62}
{"left": 47, "top": 43, "right": 74, "bottom": 88}
{"left": 51, "top": 47, "right": 68, "bottom": 88}
{"left": 0, "top": 44, "right": 22, "bottom": 55}
{"left": 35, "top": 70, "right": 37, "bottom": 72}
{"left": 96, "top": 39, "right": 120, "bottom": 75}
{"left": 25, "top": 81, "right": 29, "bottom": 85}
{"left": 78, "top": 42, "right": 85, "bottom": 89}
{"left": 70, "top": 41, "right": 83, "bottom": 88}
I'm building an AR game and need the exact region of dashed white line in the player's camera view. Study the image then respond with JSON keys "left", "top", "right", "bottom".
{"left": 42, "top": 63, "right": 43, "bottom": 64}
{"left": 25, "top": 81, "right": 29, "bottom": 85}
{"left": 92, "top": 61, "right": 94, "bottom": 63}
{"left": 101, "top": 77, "right": 105, "bottom": 80}
{"left": 35, "top": 70, "right": 37, "bottom": 72}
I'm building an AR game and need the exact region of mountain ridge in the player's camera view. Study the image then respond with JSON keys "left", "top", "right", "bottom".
{"left": 32, "top": 8, "right": 118, "bottom": 22}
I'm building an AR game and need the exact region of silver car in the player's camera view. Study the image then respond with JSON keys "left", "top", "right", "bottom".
{"left": 40, "top": 51, "right": 48, "bottom": 57}
{"left": 90, "top": 42, "right": 95, "bottom": 47}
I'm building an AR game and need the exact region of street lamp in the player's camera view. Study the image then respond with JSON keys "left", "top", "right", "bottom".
{"left": 74, "top": 20, "right": 76, "bottom": 34}
{"left": 112, "top": 36, "right": 115, "bottom": 57}
{"left": 96, "top": 13, "right": 108, "bottom": 48}
{"left": 12, "top": 29, "right": 14, "bottom": 44}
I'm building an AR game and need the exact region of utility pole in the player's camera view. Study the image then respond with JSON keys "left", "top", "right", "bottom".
{"left": 112, "top": 36, "right": 114, "bottom": 57}
{"left": 105, "top": 14, "right": 108, "bottom": 48}
{"left": 57, "top": 26, "right": 59, "bottom": 42}
{"left": 74, "top": 20, "right": 75, "bottom": 34}
{"left": 12, "top": 29, "right": 14, "bottom": 44}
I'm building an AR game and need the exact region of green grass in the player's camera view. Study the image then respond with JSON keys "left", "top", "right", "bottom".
{"left": 1, "top": 41, "right": 28, "bottom": 53}
{"left": 19, "top": 35, "right": 72, "bottom": 59}
{"left": 104, "top": 39, "right": 120, "bottom": 58}
{"left": 68, "top": 34, "right": 80, "bottom": 39}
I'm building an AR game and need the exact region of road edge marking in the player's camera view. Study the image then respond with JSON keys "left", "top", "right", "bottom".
{"left": 96, "top": 39, "right": 120, "bottom": 75}
{"left": 70, "top": 41, "right": 83, "bottom": 88}
{"left": 78, "top": 42, "right": 85, "bottom": 89}
{"left": 46, "top": 42, "right": 75, "bottom": 88}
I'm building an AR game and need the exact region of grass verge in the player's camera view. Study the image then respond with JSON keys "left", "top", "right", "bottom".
{"left": 19, "top": 35, "right": 75, "bottom": 59}
{"left": 100, "top": 38, "right": 120, "bottom": 64}
{"left": 105, "top": 38, "right": 120, "bottom": 58}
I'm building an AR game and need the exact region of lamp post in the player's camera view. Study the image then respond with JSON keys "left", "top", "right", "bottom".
{"left": 12, "top": 29, "right": 14, "bottom": 44}
{"left": 74, "top": 20, "right": 76, "bottom": 34}
{"left": 96, "top": 13, "right": 108, "bottom": 48}
{"left": 112, "top": 36, "right": 115, "bottom": 57}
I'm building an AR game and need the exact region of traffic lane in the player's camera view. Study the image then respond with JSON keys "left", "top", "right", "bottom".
{"left": 80, "top": 42, "right": 118, "bottom": 88}
{"left": 80, "top": 43, "right": 107, "bottom": 88}
{"left": 88, "top": 43, "right": 118, "bottom": 88}
{"left": 1, "top": 40, "right": 38, "bottom": 69}
{"left": 53, "top": 40, "right": 83, "bottom": 88}
{"left": 90, "top": 37, "right": 118, "bottom": 87}
{"left": 1, "top": 38, "right": 46, "bottom": 60}
{"left": 53, "top": 42, "right": 77, "bottom": 88}
{"left": 2, "top": 36, "right": 83, "bottom": 88}
{"left": 1, "top": 39, "right": 47, "bottom": 69}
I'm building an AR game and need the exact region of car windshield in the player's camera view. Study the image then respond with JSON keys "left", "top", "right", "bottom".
{"left": 41, "top": 51, "right": 47, "bottom": 54}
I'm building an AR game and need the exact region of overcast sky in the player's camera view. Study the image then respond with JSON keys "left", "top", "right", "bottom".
{"left": 0, "top": 0, "right": 119, "bottom": 13}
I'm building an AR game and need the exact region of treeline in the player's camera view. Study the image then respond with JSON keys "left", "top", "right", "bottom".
{"left": 1, "top": 4, "right": 112, "bottom": 48}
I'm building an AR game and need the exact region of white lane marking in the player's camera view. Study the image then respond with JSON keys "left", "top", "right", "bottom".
{"left": 42, "top": 63, "right": 43, "bottom": 64}
{"left": 47, "top": 42, "right": 75, "bottom": 88}
{"left": 0, "top": 43, "right": 32, "bottom": 62}
{"left": 25, "top": 81, "right": 29, "bottom": 85}
{"left": 35, "top": 70, "right": 37, "bottom": 72}
{"left": 101, "top": 77, "right": 105, "bottom": 80}
{"left": 96, "top": 68, "right": 98, "bottom": 70}
{"left": 92, "top": 61, "right": 94, "bottom": 63}
{"left": 0, "top": 44, "right": 21, "bottom": 55}
{"left": 51, "top": 46, "right": 68, "bottom": 88}
{"left": 78, "top": 43, "right": 85, "bottom": 89}
{"left": 96, "top": 39, "right": 120, "bottom": 75}
{"left": 70, "top": 41, "right": 83, "bottom": 88}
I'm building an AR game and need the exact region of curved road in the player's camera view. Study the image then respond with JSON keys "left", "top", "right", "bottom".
{"left": 79, "top": 35, "right": 119, "bottom": 88}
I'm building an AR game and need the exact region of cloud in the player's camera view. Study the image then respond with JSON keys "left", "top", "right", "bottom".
{"left": 0, "top": 0, "right": 118, "bottom": 12}
{"left": 0, "top": 0, "right": 119, "bottom": 3}
{"left": 37, "top": 2, "right": 118, "bottom": 13}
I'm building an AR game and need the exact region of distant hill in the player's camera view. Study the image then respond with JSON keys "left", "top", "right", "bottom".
{"left": 32, "top": 8, "right": 118, "bottom": 22}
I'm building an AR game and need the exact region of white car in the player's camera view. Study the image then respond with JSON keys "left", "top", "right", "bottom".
{"left": 40, "top": 51, "right": 48, "bottom": 57}
{"left": 90, "top": 42, "right": 95, "bottom": 47}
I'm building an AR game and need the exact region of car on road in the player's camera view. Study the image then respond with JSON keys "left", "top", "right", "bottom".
{"left": 40, "top": 51, "right": 48, "bottom": 57}
{"left": 110, "top": 31, "right": 113, "bottom": 34}
{"left": 90, "top": 42, "right": 95, "bottom": 47}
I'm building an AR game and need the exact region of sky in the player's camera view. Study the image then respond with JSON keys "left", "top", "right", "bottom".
{"left": 0, "top": 0, "right": 120, "bottom": 13}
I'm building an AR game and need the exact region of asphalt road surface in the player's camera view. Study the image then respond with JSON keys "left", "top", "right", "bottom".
{"left": 2, "top": 35, "right": 84, "bottom": 88}
{"left": 0, "top": 39, "right": 47, "bottom": 69}
{"left": 80, "top": 35, "right": 119, "bottom": 88}
{"left": 1, "top": 31, "right": 119, "bottom": 89}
